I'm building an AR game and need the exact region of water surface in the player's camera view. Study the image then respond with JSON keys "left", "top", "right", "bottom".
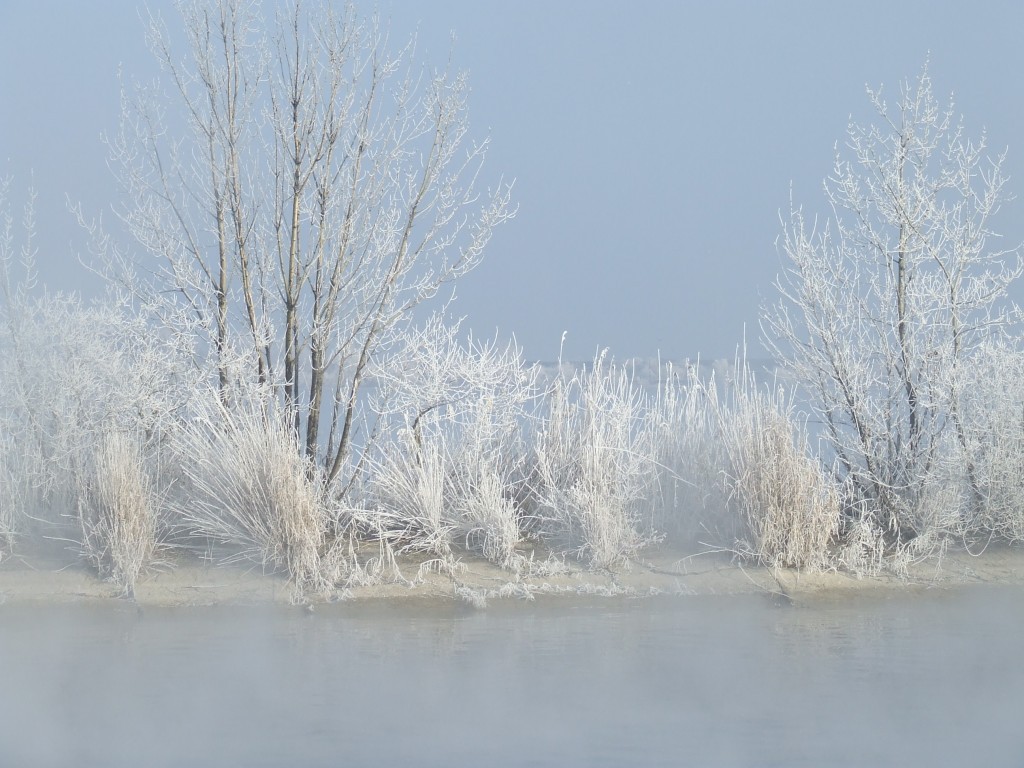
{"left": 1, "top": 589, "right": 1022, "bottom": 767}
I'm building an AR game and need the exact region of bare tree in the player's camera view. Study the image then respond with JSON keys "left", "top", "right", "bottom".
{"left": 100, "top": 0, "right": 514, "bottom": 492}
{"left": 762, "top": 65, "right": 1021, "bottom": 540}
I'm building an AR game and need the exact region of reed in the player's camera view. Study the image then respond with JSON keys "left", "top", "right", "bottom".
{"left": 171, "top": 402, "right": 328, "bottom": 596}
{"left": 531, "top": 352, "right": 657, "bottom": 568}
{"left": 77, "top": 431, "right": 157, "bottom": 596}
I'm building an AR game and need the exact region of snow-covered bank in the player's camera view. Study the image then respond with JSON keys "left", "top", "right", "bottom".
{"left": 2, "top": 544, "right": 1021, "bottom": 608}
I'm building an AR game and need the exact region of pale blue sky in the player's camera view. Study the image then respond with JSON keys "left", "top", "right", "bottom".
{"left": 3, "top": 1, "right": 1024, "bottom": 361}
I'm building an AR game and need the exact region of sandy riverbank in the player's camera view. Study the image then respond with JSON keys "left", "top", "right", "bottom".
{"left": 2, "top": 543, "right": 1022, "bottom": 608}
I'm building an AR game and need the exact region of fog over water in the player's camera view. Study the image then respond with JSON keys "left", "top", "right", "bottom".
{"left": 1, "top": 590, "right": 1022, "bottom": 767}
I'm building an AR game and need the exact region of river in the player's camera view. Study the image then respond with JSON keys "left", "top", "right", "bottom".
{"left": 0, "top": 588, "right": 1021, "bottom": 767}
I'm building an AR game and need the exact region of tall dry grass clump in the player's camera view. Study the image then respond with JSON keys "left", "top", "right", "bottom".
{"left": 449, "top": 435, "right": 525, "bottom": 570}
{"left": 532, "top": 352, "right": 658, "bottom": 568}
{"left": 720, "top": 388, "right": 839, "bottom": 570}
{"left": 365, "top": 416, "right": 531, "bottom": 574}
{"left": 0, "top": 446, "right": 17, "bottom": 561}
{"left": 367, "top": 434, "right": 456, "bottom": 566}
{"left": 645, "top": 358, "right": 840, "bottom": 569}
{"left": 365, "top": 321, "right": 536, "bottom": 573}
{"left": 172, "top": 403, "right": 328, "bottom": 596}
{"left": 647, "top": 363, "right": 734, "bottom": 548}
{"left": 77, "top": 431, "right": 157, "bottom": 596}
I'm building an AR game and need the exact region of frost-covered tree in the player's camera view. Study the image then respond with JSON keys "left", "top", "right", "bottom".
{"left": 93, "top": 0, "right": 513, "bottom": 492}
{"left": 762, "top": 65, "right": 1021, "bottom": 540}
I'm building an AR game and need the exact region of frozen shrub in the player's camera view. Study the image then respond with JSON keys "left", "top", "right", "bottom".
{"left": 836, "top": 509, "right": 888, "bottom": 576}
{"left": 952, "top": 340, "right": 1024, "bottom": 544}
{"left": 171, "top": 401, "right": 328, "bottom": 596}
{"left": 367, "top": 433, "right": 456, "bottom": 566}
{"left": 1, "top": 182, "right": 195, "bottom": 556}
{"left": 0, "top": 295, "right": 192, "bottom": 550}
{"left": 532, "top": 352, "right": 658, "bottom": 568}
{"left": 366, "top": 320, "right": 536, "bottom": 572}
{"left": 77, "top": 431, "right": 157, "bottom": 596}
{"left": 0, "top": 443, "right": 18, "bottom": 560}
{"left": 720, "top": 388, "right": 839, "bottom": 570}
{"left": 645, "top": 355, "right": 841, "bottom": 570}
{"left": 449, "top": 441, "right": 524, "bottom": 570}
{"left": 647, "top": 363, "right": 734, "bottom": 549}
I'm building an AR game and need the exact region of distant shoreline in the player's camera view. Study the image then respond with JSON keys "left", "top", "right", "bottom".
{"left": 2, "top": 546, "right": 1021, "bottom": 609}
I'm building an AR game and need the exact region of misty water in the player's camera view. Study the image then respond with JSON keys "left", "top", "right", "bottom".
{"left": 1, "top": 590, "right": 1022, "bottom": 767}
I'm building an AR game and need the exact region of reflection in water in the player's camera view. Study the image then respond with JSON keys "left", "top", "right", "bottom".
{"left": 1, "top": 590, "right": 1022, "bottom": 767}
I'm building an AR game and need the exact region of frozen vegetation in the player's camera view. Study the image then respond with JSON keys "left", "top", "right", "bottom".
{"left": 1, "top": 4, "right": 1023, "bottom": 601}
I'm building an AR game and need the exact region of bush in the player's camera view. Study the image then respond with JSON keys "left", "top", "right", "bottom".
{"left": 647, "top": 362, "right": 735, "bottom": 549}
{"left": 720, "top": 387, "right": 839, "bottom": 570}
{"left": 953, "top": 340, "right": 1024, "bottom": 544}
{"left": 531, "top": 352, "right": 658, "bottom": 568}
{"left": 364, "top": 321, "right": 536, "bottom": 572}
{"left": 77, "top": 431, "right": 157, "bottom": 596}
{"left": 0, "top": 442, "right": 18, "bottom": 561}
{"left": 648, "top": 357, "right": 840, "bottom": 570}
{"left": 170, "top": 401, "right": 329, "bottom": 596}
